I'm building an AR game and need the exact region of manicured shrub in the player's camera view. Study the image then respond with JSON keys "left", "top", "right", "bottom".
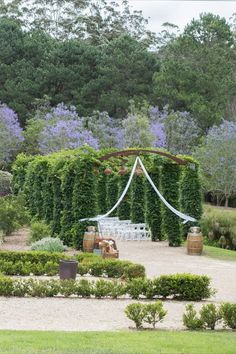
{"left": 126, "top": 278, "right": 146, "bottom": 299}
{"left": 11, "top": 154, "right": 33, "bottom": 194}
{"left": 123, "top": 264, "right": 146, "bottom": 280}
{"left": 220, "top": 303, "right": 236, "bottom": 329}
{"left": 72, "top": 157, "right": 98, "bottom": 249}
{"left": 76, "top": 279, "right": 92, "bottom": 297}
{"left": 183, "top": 304, "right": 204, "bottom": 330}
{"left": 31, "top": 237, "right": 67, "bottom": 253}
{"left": 143, "top": 301, "right": 167, "bottom": 328}
{"left": 93, "top": 279, "right": 113, "bottom": 298}
{"left": 125, "top": 303, "right": 146, "bottom": 329}
{"left": 131, "top": 175, "right": 145, "bottom": 223}
{"left": 145, "top": 168, "right": 162, "bottom": 241}
{"left": 200, "top": 304, "right": 222, "bottom": 330}
{"left": 161, "top": 162, "right": 181, "bottom": 246}
{"left": 118, "top": 173, "right": 131, "bottom": 220}
{"left": 179, "top": 157, "right": 202, "bottom": 237}
{"left": 29, "top": 221, "right": 51, "bottom": 243}
{"left": 0, "top": 273, "right": 214, "bottom": 300}
{"left": 107, "top": 173, "right": 119, "bottom": 217}
{"left": 97, "top": 173, "right": 108, "bottom": 215}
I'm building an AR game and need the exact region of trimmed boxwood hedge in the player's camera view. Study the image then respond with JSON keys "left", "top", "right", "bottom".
{"left": 0, "top": 273, "right": 213, "bottom": 300}
{"left": 0, "top": 251, "right": 145, "bottom": 279}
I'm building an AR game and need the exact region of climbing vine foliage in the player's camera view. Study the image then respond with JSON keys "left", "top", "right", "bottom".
{"left": 12, "top": 148, "right": 202, "bottom": 248}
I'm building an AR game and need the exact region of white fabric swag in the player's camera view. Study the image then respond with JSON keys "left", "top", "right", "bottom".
{"left": 80, "top": 156, "right": 197, "bottom": 224}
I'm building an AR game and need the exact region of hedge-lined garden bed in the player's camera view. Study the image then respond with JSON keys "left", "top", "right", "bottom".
{"left": 11, "top": 148, "right": 202, "bottom": 249}
{"left": 0, "top": 273, "right": 213, "bottom": 300}
{"left": 0, "top": 251, "right": 145, "bottom": 279}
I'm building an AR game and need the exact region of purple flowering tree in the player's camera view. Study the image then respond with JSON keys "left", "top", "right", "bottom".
{"left": 194, "top": 120, "right": 236, "bottom": 206}
{"left": 0, "top": 103, "right": 24, "bottom": 167}
{"left": 25, "top": 103, "right": 99, "bottom": 155}
{"left": 82, "top": 111, "right": 124, "bottom": 149}
{"left": 39, "top": 119, "right": 99, "bottom": 154}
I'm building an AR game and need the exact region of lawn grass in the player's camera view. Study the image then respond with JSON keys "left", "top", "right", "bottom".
{"left": 0, "top": 330, "right": 236, "bottom": 354}
{"left": 203, "top": 245, "right": 236, "bottom": 262}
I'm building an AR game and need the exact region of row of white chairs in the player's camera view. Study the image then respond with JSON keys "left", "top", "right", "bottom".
{"left": 98, "top": 217, "right": 151, "bottom": 241}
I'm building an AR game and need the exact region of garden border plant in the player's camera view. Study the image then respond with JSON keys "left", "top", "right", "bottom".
{"left": 0, "top": 273, "right": 214, "bottom": 300}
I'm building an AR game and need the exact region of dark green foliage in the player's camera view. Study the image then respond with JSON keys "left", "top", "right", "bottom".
{"left": 0, "top": 250, "right": 144, "bottom": 278}
{"left": 220, "top": 303, "right": 236, "bottom": 329}
{"left": 180, "top": 158, "right": 203, "bottom": 237}
{"left": 161, "top": 162, "right": 181, "bottom": 246}
{"left": 0, "top": 272, "right": 213, "bottom": 300}
{"left": 131, "top": 175, "right": 145, "bottom": 223}
{"left": 145, "top": 169, "right": 162, "bottom": 241}
{"left": 107, "top": 173, "right": 119, "bottom": 217}
{"left": 97, "top": 173, "right": 107, "bottom": 214}
{"left": 72, "top": 158, "right": 97, "bottom": 249}
{"left": 118, "top": 173, "right": 131, "bottom": 220}
{"left": 60, "top": 161, "right": 76, "bottom": 245}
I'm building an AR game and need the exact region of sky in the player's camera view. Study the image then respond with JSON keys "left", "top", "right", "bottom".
{"left": 128, "top": 1, "right": 236, "bottom": 33}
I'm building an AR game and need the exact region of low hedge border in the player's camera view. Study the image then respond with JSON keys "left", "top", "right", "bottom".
{"left": 0, "top": 251, "right": 145, "bottom": 279}
{"left": 0, "top": 274, "right": 214, "bottom": 300}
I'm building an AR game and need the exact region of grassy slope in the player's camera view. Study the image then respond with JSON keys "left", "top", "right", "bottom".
{"left": 0, "top": 330, "right": 236, "bottom": 354}
{"left": 203, "top": 245, "right": 236, "bottom": 262}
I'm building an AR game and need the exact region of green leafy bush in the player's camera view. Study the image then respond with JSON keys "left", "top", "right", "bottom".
{"left": 0, "top": 171, "right": 12, "bottom": 196}
{"left": 126, "top": 278, "right": 146, "bottom": 299}
{"left": 125, "top": 303, "right": 146, "bottom": 329}
{"left": 30, "top": 221, "right": 51, "bottom": 243}
{"left": 143, "top": 301, "right": 167, "bottom": 328}
{"left": 200, "top": 205, "right": 236, "bottom": 251}
{"left": 183, "top": 304, "right": 204, "bottom": 330}
{"left": 220, "top": 303, "right": 236, "bottom": 329}
{"left": 125, "top": 301, "right": 167, "bottom": 329}
{"left": 0, "top": 195, "right": 29, "bottom": 235}
{"left": 31, "top": 237, "right": 67, "bottom": 253}
{"left": 200, "top": 304, "right": 222, "bottom": 330}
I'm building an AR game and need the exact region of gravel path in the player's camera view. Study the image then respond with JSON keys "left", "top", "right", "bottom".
{"left": 0, "top": 237, "right": 235, "bottom": 331}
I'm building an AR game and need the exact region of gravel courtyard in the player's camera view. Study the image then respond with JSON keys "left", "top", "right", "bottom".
{"left": 0, "top": 239, "right": 236, "bottom": 331}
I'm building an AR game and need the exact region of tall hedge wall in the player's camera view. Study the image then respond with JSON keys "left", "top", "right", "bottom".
{"left": 145, "top": 157, "right": 162, "bottom": 241}
{"left": 131, "top": 174, "right": 145, "bottom": 223}
{"left": 107, "top": 173, "right": 119, "bottom": 217}
{"left": 180, "top": 157, "right": 203, "bottom": 237}
{"left": 161, "top": 162, "right": 181, "bottom": 246}
{"left": 118, "top": 173, "right": 131, "bottom": 220}
{"left": 12, "top": 148, "right": 202, "bottom": 248}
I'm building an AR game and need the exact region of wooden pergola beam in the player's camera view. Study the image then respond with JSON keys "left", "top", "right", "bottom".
{"left": 99, "top": 149, "right": 187, "bottom": 165}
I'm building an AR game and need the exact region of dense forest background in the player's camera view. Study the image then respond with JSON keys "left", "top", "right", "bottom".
{"left": 0, "top": 0, "right": 236, "bottom": 206}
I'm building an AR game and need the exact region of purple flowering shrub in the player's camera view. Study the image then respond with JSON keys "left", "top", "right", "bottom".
{"left": 0, "top": 103, "right": 24, "bottom": 166}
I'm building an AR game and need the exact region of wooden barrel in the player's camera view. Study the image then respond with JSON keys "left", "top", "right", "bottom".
{"left": 83, "top": 231, "right": 96, "bottom": 253}
{"left": 187, "top": 227, "right": 203, "bottom": 255}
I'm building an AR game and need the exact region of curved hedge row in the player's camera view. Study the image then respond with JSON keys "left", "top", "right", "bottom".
{"left": 12, "top": 148, "right": 202, "bottom": 247}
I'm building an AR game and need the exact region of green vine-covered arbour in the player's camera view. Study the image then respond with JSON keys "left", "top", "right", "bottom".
{"left": 12, "top": 147, "right": 202, "bottom": 249}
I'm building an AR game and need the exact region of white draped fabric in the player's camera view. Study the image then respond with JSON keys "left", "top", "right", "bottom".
{"left": 80, "top": 156, "right": 197, "bottom": 224}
